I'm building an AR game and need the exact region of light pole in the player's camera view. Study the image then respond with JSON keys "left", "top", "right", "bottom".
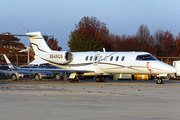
{"left": 16, "top": 24, "right": 30, "bottom": 65}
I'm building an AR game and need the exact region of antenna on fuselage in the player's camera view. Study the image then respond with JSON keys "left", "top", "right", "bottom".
{"left": 103, "top": 48, "right": 106, "bottom": 52}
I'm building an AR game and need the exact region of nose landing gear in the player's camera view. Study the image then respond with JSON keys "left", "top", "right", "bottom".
{"left": 157, "top": 78, "right": 164, "bottom": 84}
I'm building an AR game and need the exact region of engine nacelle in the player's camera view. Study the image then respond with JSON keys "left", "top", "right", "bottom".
{"left": 42, "top": 51, "right": 73, "bottom": 64}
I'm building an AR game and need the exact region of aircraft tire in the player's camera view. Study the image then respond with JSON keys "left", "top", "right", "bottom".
{"left": 167, "top": 74, "right": 172, "bottom": 80}
{"left": 74, "top": 80, "right": 79, "bottom": 83}
{"left": 69, "top": 79, "right": 79, "bottom": 83}
{"left": 96, "top": 77, "right": 104, "bottom": 82}
{"left": 157, "top": 79, "right": 163, "bottom": 84}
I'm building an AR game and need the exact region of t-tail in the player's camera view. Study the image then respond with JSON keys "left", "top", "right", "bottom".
{"left": 26, "top": 32, "right": 54, "bottom": 65}
{"left": 26, "top": 32, "right": 52, "bottom": 56}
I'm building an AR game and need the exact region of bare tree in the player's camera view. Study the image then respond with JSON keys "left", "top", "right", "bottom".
{"left": 137, "top": 24, "right": 150, "bottom": 42}
{"left": 43, "top": 36, "right": 62, "bottom": 51}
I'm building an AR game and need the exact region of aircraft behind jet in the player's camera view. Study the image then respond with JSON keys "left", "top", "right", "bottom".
{"left": 5, "top": 32, "right": 177, "bottom": 84}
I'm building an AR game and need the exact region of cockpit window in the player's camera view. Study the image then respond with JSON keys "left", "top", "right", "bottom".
{"left": 136, "top": 54, "right": 157, "bottom": 60}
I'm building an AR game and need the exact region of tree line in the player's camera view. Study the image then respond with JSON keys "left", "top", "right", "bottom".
{"left": 68, "top": 16, "right": 180, "bottom": 57}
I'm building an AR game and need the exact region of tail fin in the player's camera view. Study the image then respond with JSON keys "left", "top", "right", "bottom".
{"left": 3, "top": 54, "right": 15, "bottom": 69}
{"left": 26, "top": 32, "right": 52, "bottom": 56}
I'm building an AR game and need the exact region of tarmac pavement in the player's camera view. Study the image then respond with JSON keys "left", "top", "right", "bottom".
{"left": 0, "top": 79, "right": 180, "bottom": 120}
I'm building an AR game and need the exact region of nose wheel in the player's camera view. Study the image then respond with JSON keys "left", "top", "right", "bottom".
{"left": 157, "top": 78, "right": 164, "bottom": 84}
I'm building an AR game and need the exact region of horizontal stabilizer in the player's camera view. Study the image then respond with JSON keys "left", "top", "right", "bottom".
{"left": 30, "top": 59, "right": 48, "bottom": 65}
{"left": 2, "top": 32, "right": 41, "bottom": 37}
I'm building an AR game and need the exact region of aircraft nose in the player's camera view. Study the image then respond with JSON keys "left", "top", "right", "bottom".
{"left": 167, "top": 66, "right": 177, "bottom": 74}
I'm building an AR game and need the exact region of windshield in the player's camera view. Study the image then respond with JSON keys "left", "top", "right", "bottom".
{"left": 136, "top": 54, "right": 157, "bottom": 61}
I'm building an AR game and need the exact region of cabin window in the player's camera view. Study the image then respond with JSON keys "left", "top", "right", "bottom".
{"left": 121, "top": 56, "right": 125, "bottom": 61}
{"left": 99, "top": 56, "right": 102, "bottom": 61}
{"left": 110, "top": 56, "right": 113, "bottom": 61}
{"left": 116, "top": 56, "right": 119, "bottom": 61}
{"left": 136, "top": 54, "right": 156, "bottom": 60}
{"left": 95, "top": 56, "right": 98, "bottom": 61}
{"left": 105, "top": 56, "right": 108, "bottom": 61}
{"left": 85, "top": 56, "right": 89, "bottom": 61}
{"left": 90, "top": 56, "right": 93, "bottom": 61}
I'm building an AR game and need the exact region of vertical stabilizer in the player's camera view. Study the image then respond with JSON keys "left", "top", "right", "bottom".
{"left": 26, "top": 32, "right": 52, "bottom": 56}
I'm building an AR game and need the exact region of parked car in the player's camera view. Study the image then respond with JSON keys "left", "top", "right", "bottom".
{"left": 0, "top": 65, "right": 31, "bottom": 81}
{"left": 19, "top": 65, "right": 53, "bottom": 80}
{"left": 0, "top": 71, "right": 8, "bottom": 79}
{"left": 41, "top": 64, "right": 63, "bottom": 80}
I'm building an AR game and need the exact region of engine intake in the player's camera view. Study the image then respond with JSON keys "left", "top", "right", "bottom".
{"left": 65, "top": 52, "right": 72, "bottom": 61}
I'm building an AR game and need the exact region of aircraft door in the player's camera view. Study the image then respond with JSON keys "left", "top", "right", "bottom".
{"left": 93, "top": 54, "right": 100, "bottom": 66}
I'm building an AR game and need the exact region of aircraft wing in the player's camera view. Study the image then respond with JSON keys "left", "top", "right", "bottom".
{"left": 18, "top": 68, "right": 94, "bottom": 73}
{"left": 28, "top": 60, "right": 95, "bottom": 73}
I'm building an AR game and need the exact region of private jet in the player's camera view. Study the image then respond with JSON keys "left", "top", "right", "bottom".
{"left": 6, "top": 32, "right": 177, "bottom": 84}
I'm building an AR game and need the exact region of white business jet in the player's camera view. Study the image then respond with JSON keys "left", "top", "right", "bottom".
{"left": 10, "top": 32, "right": 177, "bottom": 84}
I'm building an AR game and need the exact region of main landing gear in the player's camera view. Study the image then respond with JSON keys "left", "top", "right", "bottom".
{"left": 69, "top": 76, "right": 79, "bottom": 83}
{"left": 96, "top": 76, "right": 104, "bottom": 82}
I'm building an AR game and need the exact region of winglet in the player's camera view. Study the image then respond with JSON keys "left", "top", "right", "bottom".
{"left": 103, "top": 48, "right": 106, "bottom": 52}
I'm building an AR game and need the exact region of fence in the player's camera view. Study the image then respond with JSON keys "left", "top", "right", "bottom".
{"left": 157, "top": 57, "right": 180, "bottom": 66}
{"left": 1, "top": 54, "right": 180, "bottom": 67}
{"left": 0, "top": 54, "right": 34, "bottom": 66}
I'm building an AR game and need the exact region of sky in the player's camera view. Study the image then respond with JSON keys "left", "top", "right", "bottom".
{"left": 1, "top": 0, "right": 180, "bottom": 51}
